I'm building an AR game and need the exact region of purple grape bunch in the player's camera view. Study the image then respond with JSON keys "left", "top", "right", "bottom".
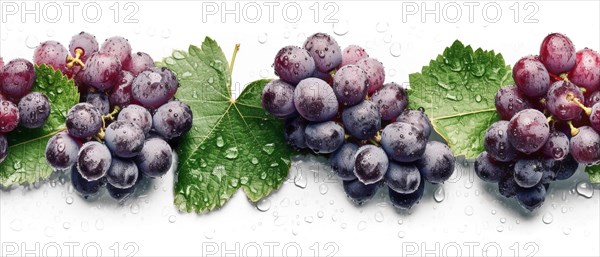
{"left": 38, "top": 32, "right": 193, "bottom": 201}
{"left": 477, "top": 33, "right": 600, "bottom": 211}
{"left": 262, "top": 32, "right": 456, "bottom": 210}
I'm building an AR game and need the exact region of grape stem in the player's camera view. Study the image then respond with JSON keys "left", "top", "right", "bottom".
{"left": 95, "top": 106, "right": 121, "bottom": 141}
{"left": 567, "top": 121, "right": 580, "bottom": 137}
{"left": 566, "top": 93, "right": 592, "bottom": 116}
{"left": 229, "top": 44, "right": 240, "bottom": 78}
{"left": 66, "top": 48, "right": 86, "bottom": 69}
{"left": 369, "top": 132, "right": 382, "bottom": 146}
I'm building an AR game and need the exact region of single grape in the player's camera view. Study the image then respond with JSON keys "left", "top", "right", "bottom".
{"left": 0, "top": 134, "right": 7, "bottom": 163}
{"left": 474, "top": 151, "right": 511, "bottom": 183}
{"left": 261, "top": 79, "right": 296, "bottom": 118}
{"left": 273, "top": 46, "right": 315, "bottom": 85}
{"left": 516, "top": 183, "right": 546, "bottom": 211}
{"left": 329, "top": 142, "right": 359, "bottom": 181}
{"left": 109, "top": 70, "right": 134, "bottom": 108}
{"left": 355, "top": 57, "right": 385, "bottom": 94}
{"left": 332, "top": 65, "right": 368, "bottom": 106}
{"left": 304, "top": 121, "right": 344, "bottom": 154}
{"left": 513, "top": 158, "right": 544, "bottom": 188}
{"left": 0, "top": 100, "right": 20, "bottom": 133}
{"left": 342, "top": 100, "right": 381, "bottom": 140}
{"left": 512, "top": 56, "right": 551, "bottom": 97}
{"left": 507, "top": 109, "right": 550, "bottom": 154}
{"left": 66, "top": 103, "right": 102, "bottom": 139}
{"left": 416, "top": 141, "right": 455, "bottom": 184}
{"left": 81, "top": 52, "right": 122, "bottom": 91}
{"left": 553, "top": 154, "right": 579, "bottom": 180}
{"left": 340, "top": 45, "right": 368, "bottom": 67}
{"left": 587, "top": 91, "right": 600, "bottom": 108}
{"left": 484, "top": 121, "right": 519, "bottom": 162}
{"left": 284, "top": 116, "right": 307, "bottom": 149}
{"left": 381, "top": 122, "right": 427, "bottom": 162}
{"left": 71, "top": 165, "right": 102, "bottom": 198}
{"left": 135, "top": 137, "right": 173, "bottom": 178}
{"left": 106, "top": 157, "right": 139, "bottom": 189}
{"left": 293, "top": 78, "right": 338, "bottom": 122}
{"left": 546, "top": 80, "right": 584, "bottom": 121}
{"left": 69, "top": 31, "right": 99, "bottom": 63}
{"left": 118, "top": 104, "right": 152, "bottom": 134}
{"left": 498, "top": 174, "right": 520, "bottom": 198}
{"left": 45, "top": 131, "right": 80, "bottom": 170}
{"left": 495, "top": 85, "right": 532, "bottom": 120}
{"left": 395, "top": 109, "right": 432, "bottom": 137}
{"left": 568, "top": 49, "right": 600, "bottom": 92}
{"left": 303, "top": 33, "right": 342, "bottom": 72}
{"left": 342, "top": 179, "right": 381, "bottom": 205}
{"left": 539, "top": 33, "right": 576, "bottom": 75}
{"left": 385, "top": 162, "right": 421, "bottom": 194}
{"left": 590, "top": 103, "right": 600, "bottom": 132}
{"left": 354, "top": 145, "right": 389, "bottom": 184}
{"left": 17, "top": 92, "right": 50, "bottom": 129}
{"left": 570, "top": 126, "right": 600, "bottom": 165}
{"left": 107, "top": 184, "right": 135, "bottom": 202}
{"left": 33, "top": 41, "right": 68, "bottom": 73}
{"left": 105, "top": 121, "right": 145, "bottom": 158}
{"left": 0, "top": 58, "right": 36, "bottom": 100}
{"left": 388, "top": 179, "right": 425, "bottom": 210}
{"left": 85, "top": 92, "right": 110, "bottom": 115}
{"left": 541, "top": 131, "right": 569, "bottom": 160}
{"left": 131, "top": 67, "right": 179, "bottom": 109}
{"left": 100, "top": 36, "right": 132, "bottom": 65}
{"left": 124, "top": 52, "right": 155, "bottom": 76}
{"left": 77, "top": 141, "right": 112, "bottom": 181}
{"left": 152, "top": 100, "right": 193, "bottom": 140}
{"left": 372, "top": 82, "right": 408, "bottom": 120}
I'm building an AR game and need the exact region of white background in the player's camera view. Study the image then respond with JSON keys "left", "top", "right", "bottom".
{"left": 1, "top": 1, "right": 599, "bottom": 256}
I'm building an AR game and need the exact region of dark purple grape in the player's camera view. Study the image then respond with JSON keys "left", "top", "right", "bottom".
{"left": 381, "top": 122, "right": 427, "bottom": 162}
{"left": 124, "top": 52, "right": 155, "bottom": 76}
{"left": 512, "top": 56, "right": 550, "bottom": 97}
{"left": 546, "top": 80, "right": 584, "bottom": 121}
{"left": 586, "top": 91, "right": 600, "bottom": 107}
{"left": 273, "top": 46, "right": 315, "bottom": 85}
{"left": 261, "top": 79, "right": 296, "bottom": 118}
{"left": 395, "top": 109, "right": 432, "bottom": 137}
{"left": 498, "top": 174, "right": 520, "bottom": 198}
{"left": 372, "top": 82, "right": 408, "bottom": 120}
{"left": 100, "top": 36, "right": 132, "bottom": 65}
{"left": 355, "top": 57, "right": 385, "bottom": 94}
{"left": 542, "top": 131, "right": 569, "bottom": 160}
{"left": 329, "top": 142, "right": 358, "bottom": 181}
{"left": 33, "top": 41, "right": 68, "bottom": 73}
{"left": 136, "top": 137, "right": 173, "bottom": 178}
{"left": 106, "top": 157, "right": 139, "bottom": 189}
{"left": 71, "top": 165, "right": 102, "bottom": 198}
{"left": 18, "top": 92, "right": 50, "bottom": 128}
{"left": 118, "top": 104, "right": 152, "bottom": 134}
{"left": 516, "top": 183, "right": 546, "bottom": 211}
{"left": 132, "top": 67, "right": 179, "bottom": 109}
{"left": 152, "top": 100, "right": 193, "bottom": 140}
{"left": 77, "top": 141, "right": 112, "bottom": 181}
{"left": 484, "top": 120, "right": 519, "bottom": 162}
{"left": 389, "top": 179, "right": 425, "bottom": 210}
{"left": 495, "top": 85, "right": 532, "bottom": 120}
{"left": 513, "top": 158, "right": 544, "bottom": 188}
{"left": 0, "top": 99, "right": 20, "bottom": 133}
{"left": 342, "top": 100, "right": 380, "bottom": 140}
{"left": 540, "top": 158, "right": 558, "bottom": 184}
{"left": 539, "top": 33, "right": 576, "bottom": 75}
{"left": 590, "top": 103, "right": 600, "bottom": 132}
{"left": 45, "top": 131, "right": 80, "bottom": 170}
{"left": 283, "top": 116, "right": 307, "bottom": 149}
{"left": 293, "top": 78, "right": 338, "bottom": 122}
{"left": 568, "top": 49, "right": 600, "bottom": 92}
{"left": 303, "top": 33, "right": 342, "bottom": 72}
{"left": 304, "top": 121, "right": 344, "bottom": 154}
{"left": 85, "top": 92, "right": 110, "bottom": 115}
{"left": 0, "top": 58, "right": 36, "bottom": 100}
{"left": 553, "top": 154, "right": 579, "bottom": 180}
{"left": 340, "top": 45, "right": 368, "bottom": 67}
{"left": 69, "top": 31, "right": 99, "bottom": 63}
{"left": 332, "top": 65, "right": 368, "bottom": 106}
{"left": 507, "top": 109, "right": 550, "bottom": 154}
{"left": 385, "top": 162, "right": 421, "bottom": 194}
{"left": 81, "top": 52, "right": 122, "bottom": 91}
{"left": 342, "top": 179, "right": 381, "bottom": 205}
{"left": 66, "top": 103, "right": 102, "bottom": 139}
{"left": 570, "top": 126, "right": 600, "bottom": 165}
{"left": 474, "top": 151, "right": 511, "bottom": 183}
{"left": 109, "top": 71, "right": 134, "bottom": 108}
{"left": 0, "top": 134, "right": 8, "bottom": 163}
{"left": 354, "top": 145, "right": 389, "bottom": 184}
{"left": 105, "top": 121, "right": 145, "bottom": 158}
{"left": 416, "top": 141, "right": 455, "bottom": 184}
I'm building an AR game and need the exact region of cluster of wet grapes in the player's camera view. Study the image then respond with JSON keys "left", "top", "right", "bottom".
{"left": 475, "top": 33, "right": 600, "bottom": 211}
{"left": 0, "top": 58, "right": 51, "bottom": 164}
{"left": 37, "top": 32, "right": 192, "bottom": 201}
{"left": 261, "top": 32, "right": 456, "bottom": 209}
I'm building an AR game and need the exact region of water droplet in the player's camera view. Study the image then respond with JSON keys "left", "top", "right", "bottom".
{"left": 62, "top": 222, "right": 71, "bottom": 230}
{"left": 357, "top": 221, "right": 367, "bottom": 231}
{"left": 172, "top": 51, "right": 185, "bottom": 60}
{"left": 168, "top": 215, "right": 177, "bottom": 223}
{"left": 464, "top": 206, "right": 474, "bottom": 216}
{"left": 294, "top": 172, "right": 307, "bottom": 188}
{"left": 256, "top": 198, "right": 271, "bottom": 212}
{"left": 383, "top": 34, "right": 393, "bottom": 43}
{"left": 397, "top": 231, "right": 406, "bottom": 238}
{"left": 44, "top": 227, "right": 56, "bottom": 237}
{"left": 280, "top": 198, "right": 291, "bottom": 207}
{"left": 376, "top": 22, "right": 389, "bottom": 33}
{"left": 398, "top": 219, "right": 403, "bottom": 225}
{"left": 500, "top": 218, "right": 506, "bottom": 223}
{"left": 25, "top": 35, "right": 38, "bottom": 49}
{"left": 304, "top": 216, "right": 314, "bottom": 223}
{"left": 250, "top": 157, "right": 259, "bottom": 165}
{"left": 215, "top": 136, "right": 225, "bottom": 147}
{"left": 374, "top": 211, "right": 384, "bottom": 222}
{"left": 212, "top": 165, "right": 226, "bottom": 180}
{"left": 10, "top": 219, "right": 23, "bottom": 231}
{"left": 433, "top": 186, "right": 445, "bottom": 203}
{"left": 208, "top": 77, "right": 214, "bottom": 84}
{"left": 225, "top": 147, "right": 238, "bottom": 159}
{"left": 576, "top": 182, "right": 594, "bottom": 198}
{"left": 491, "top": 210, "right": 497, "bottom": 215}
{"left": 257, "top": 33, "right": 268, "bottom": 44}
{"left": 496, "top": 226, "right": 504, "bottom": 232}
{"left": 13, "top": 161, "right": 22, "bottom": 170}
{"left": 563, "top": 227, "right": 572, "bottom": 235}
{"left": 130, "top": 202, "right": 140, "bottom": 214}
{"left": 161, "top": 29, "right": 171, "bottom": 39}
{"left": 340, "top": 223, "right": 348, "bottom": 229}
{"left": 259, "top": 69, "right": 270, "bottom": 78}
{"left": 260, "top": 172, "right": 267, "bottom": 180}
{"left": 46, "top": 30, "right": 55, "bottom": 37}
{"left": 164, "top": 57, "right": 176, "bottom": 65}
{"left": 317, "top": 211, "right": 325, "bottom": 218}
{"left": 389, "top": 43, "right": 401, "bottom": 57}
{"left": 262, "top": 143, "right": 275, "bottom": 155}
{"left": 475, "top": 94, "right": 483, "bottom": 102}
{"left": 542, "top": 213, "right": 553, "bottom": 224}
{"left": 65, "top": 196, "right": 74, "bottom": 205}
{"left": 319, "top": 184, "right": 329, "bottom": 195}
{"left": 332, "top": 20, "right": 349, "bottom": 36}
{"left": 204, "top": 229, "right": 216, "bottom": 239}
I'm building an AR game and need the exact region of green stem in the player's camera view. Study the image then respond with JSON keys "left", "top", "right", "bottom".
{"left": 229, "top": 44, "right": 241, "bottom": 78}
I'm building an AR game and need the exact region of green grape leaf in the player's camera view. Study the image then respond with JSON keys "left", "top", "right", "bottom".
{"left": 408, "top": 40, "right": 513, "bottom": 159}
{"left": 585, "top": 165, "right": 600, "bottom": 184}
{"left": 0, "top": 65, "right": 79, "bottom": 187}
{"left": 157, "top": 37, "right": 294, "bottom": 213}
